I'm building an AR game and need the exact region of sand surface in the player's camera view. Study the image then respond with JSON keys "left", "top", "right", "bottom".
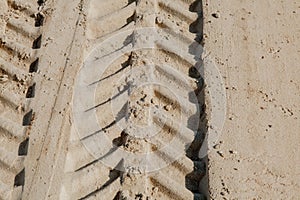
{"left": 0, "top": 0, "right": 299, "bottom": 199}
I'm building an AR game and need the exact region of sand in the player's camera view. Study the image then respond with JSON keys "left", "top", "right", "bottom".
{"left": 0, "top": 0, "right": 299, "bottom": 199}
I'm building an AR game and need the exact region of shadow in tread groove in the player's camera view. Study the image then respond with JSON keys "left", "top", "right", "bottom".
{"left": 29, "top": 58, "right": 39, "bottom": 73}
{"left": 35, "top": 13, "right": 44, "bottom": 27}
{"left": 26, "top": 83, "right": 36, "bottom": 98}
{"left": 18, "top": 138, "right": 29, "bottom": 156}
{"left": 14, "top": 168, "right": 25, "bottom": 187}
{"left": 32, "top": 35, "right": 42, "bottom": 49}
{"left": 23, "top": 109, "right": 34, "bottom": 126}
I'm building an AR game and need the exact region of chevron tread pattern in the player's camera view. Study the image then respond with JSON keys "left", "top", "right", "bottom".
{"left": 63, "top": 0, "right": 206, "bottom": 199}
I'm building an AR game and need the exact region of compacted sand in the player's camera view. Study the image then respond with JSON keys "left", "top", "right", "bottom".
{"left": 204, "top": 0, "right": 300, "bottom": 199}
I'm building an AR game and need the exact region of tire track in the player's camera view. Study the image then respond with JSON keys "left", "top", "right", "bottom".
{"left": 0, "top": 0, "right": 43, "bottom": 199}
{"left": 64, "top": 0, "right": 206, "bottom": 199}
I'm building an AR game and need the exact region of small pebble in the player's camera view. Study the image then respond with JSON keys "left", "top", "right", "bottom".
{"left": 212, "top": 13, "right": 220, "bottom": 18}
